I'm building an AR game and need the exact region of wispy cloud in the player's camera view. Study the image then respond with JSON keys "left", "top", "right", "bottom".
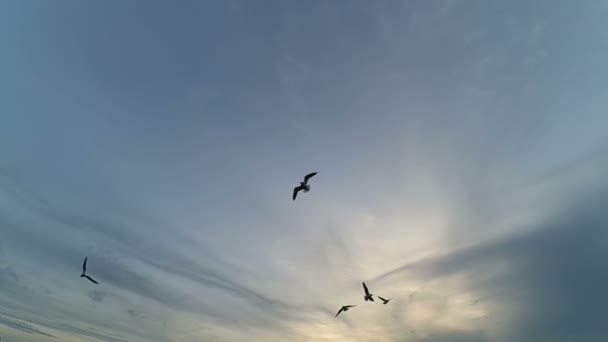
{"left": 87, "top": 290, "right": 107, "bottom": 303}
{"left": 1, "top": 0, "right": 607, "bottom": 341}
{"left": 370, "top": 187, "right": 608, "bottom": 341}
{"left": 0, "top": 316, "right": 56, "bottom": 338}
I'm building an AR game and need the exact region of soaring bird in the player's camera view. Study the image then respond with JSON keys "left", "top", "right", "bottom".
{"left": 293, "top": 172, "right": 317, "bottom": 200}
{"left": 362, "top": 282, "right": 374, "bottom": 302}
{"left": 334, "top": 305, "right": 357, "bottom": 318}
{"left": 80, "top": 257, "right": 99, "bottom": 284}
{"left": 378, "top": 296, "right": 392, "bottom": 305}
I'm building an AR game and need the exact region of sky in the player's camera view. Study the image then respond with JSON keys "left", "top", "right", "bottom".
{"left": 1, "top": 0, "right": 608, "bottom": 341}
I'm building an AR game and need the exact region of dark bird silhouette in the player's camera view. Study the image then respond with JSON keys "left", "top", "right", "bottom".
{"left": 80, "top": 257, "right": 99, "bottom": 284}
{"left": 378, "top": 296, "right": 392, "bottom": 304}
{"left": 362, "top": 282, "right": 374, "bottom": 302}
{"left": 334, "top": 305, "right": 357, "bottom": 318}
{"left": 293, "top": 172, "right": 317, "bottom": 200}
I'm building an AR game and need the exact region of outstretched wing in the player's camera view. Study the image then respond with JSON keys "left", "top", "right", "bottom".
{"left": 334, "top": 307, "right": 345, "bottom": 318}
{"left": 378, "top": 296, "right": 387, "bottom": 302}
{"left": 303, "top": 172, "right": 317, "bottom": 184}
{"left": 346, "top": 305, "right": 357, "bottom": 308}
{"left": 82, "top": 257, "right": 88, "bottom": 273}
{"left": 362, "top": 282, "right": 370, "bottom": 296}
{"left": 85, "top": 275, "right": 99, "bottom": 285}
{"left": 293, "top": 185, "right": 304, "bottom": 200}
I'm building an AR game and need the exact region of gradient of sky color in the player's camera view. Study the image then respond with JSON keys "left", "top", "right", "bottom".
{"left": 1, "top": 1, "right": 608, "bottom": 341}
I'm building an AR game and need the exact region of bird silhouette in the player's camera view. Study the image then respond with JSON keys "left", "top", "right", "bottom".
{"left": 80, "top": 257, "right": 99, "bottom": 284}
{"left": 293, "top": 172, "right": 317, "bottom": 200}
{"left": 378, "top": 296, "right": 392, "bottom": 304}
{"left": 362, "top": 282, "right": 374, "bottom": 302}
{"left": 334, "top": 305, "right": 357, "bottom": 318}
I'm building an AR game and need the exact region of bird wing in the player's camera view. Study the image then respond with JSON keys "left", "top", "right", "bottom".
{"left": 293, "top": 185, "right": 304, "bottom": 200}
{"left": 85, "top": 275, "right": 99, "bottom": 284}
{"left": 82, "top": 257, "right": 88, "bottom": 273}
{"left": 303, "top": 172, "right": 317, "bottom": 184}
{"left": 346, "top": 305, "right": 357, "bottom": 308}
{"left": 362, "top": 282, "right": 370, "bottom": 295}
{"left": 335, "top": 307, "right": 345, "bottom": 318}
{"left": 378, "top": 296, "right": 387, "bottom": 302}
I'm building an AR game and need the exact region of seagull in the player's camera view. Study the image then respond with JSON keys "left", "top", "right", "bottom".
{"left": 293, "top": 172, "right": 317, "bottom": 200}
{"left": 378, "top": 296, "right": 392, "bottom": 305}
{"left": 362, "top": 282, "right": 374, "bottom": 302}
{"left": 80, "top": 257, "right": 99, "bottom": 284}
{"left": 334, "top": 305, "right": 357, "bottom": 318}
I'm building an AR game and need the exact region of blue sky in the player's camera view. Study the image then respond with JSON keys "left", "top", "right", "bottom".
{"left": 1, "top": 1, "right": 608, "bottom": 341}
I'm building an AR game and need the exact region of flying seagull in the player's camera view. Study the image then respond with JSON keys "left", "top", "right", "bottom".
{"left": 378, "top": 296, "right": 392, "bottom": 305}
{"left": 334, "top": 305, "right": 357, "bottom": 318}
{"left": 80, "top": 257, "right": 99, "bottom": 284}
{"left": 362, "top": 282, "right": 374, "bottom": 302}
{"left": 293, "top": 172, "right": 317, "bottom": 200}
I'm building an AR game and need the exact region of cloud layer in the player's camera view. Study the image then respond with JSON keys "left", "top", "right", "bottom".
{"left": 1, "top": 0, "right": 608, "bottom": 341}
